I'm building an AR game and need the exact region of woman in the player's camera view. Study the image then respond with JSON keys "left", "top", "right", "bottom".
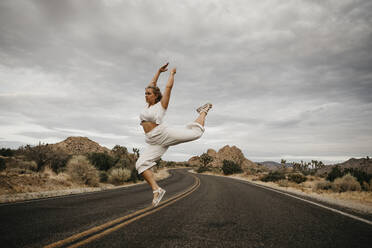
{"left": 136, "top": 62, "right": 212, "bottom": 207}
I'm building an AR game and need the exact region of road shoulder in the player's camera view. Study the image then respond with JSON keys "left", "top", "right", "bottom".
{"left": 0, "top": 167, "right": 172, "bottom": 204}
{"left": 190, "top": 169, "right": 372, "bottom": 221}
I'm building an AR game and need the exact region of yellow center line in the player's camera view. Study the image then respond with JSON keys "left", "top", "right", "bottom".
{"left": 68, "top": 177, "right": 200, "bottom": 248}
{"left": 44, "top": 174, "right": 200, "bottom": 248}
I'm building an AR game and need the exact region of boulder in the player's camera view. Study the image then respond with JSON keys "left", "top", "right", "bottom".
{"left": 188, "top": 145, "right": 258, "bottom": 170}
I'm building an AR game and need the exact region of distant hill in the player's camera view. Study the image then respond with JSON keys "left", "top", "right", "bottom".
{"left": 317, "top": 157, "right": 372, "bottom": 175}
{"left": 256, "top": 161, "right": 293, "bottom": 170}
{"left": 50, "top": 136, "right": 111, "bottom": 155}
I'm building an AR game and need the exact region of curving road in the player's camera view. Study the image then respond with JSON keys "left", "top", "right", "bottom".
{"left": 0, "top": 168, "right": 371, "bottom": 248}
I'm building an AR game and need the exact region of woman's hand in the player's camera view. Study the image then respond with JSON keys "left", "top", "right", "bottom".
{"left": 158, "top": 62, "right": 169, "bottom": 73}
{"left": 170, "top": 68, "right": 176, "bottom": 75}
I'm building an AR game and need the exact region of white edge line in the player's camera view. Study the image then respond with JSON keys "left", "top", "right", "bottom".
{"left": 190, "top": 170, "right": 372, "bottom": 226}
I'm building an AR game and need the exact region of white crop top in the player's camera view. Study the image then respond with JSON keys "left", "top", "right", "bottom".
{"left": 139, "top": 101, "right": 166, "bottom": 124}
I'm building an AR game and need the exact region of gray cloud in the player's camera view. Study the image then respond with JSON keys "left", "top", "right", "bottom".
{"left": 1, "top": 0, "right": 371, "bottom": 163}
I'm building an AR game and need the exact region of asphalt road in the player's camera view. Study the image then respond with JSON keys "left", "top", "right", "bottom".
{"left": 0, "top": 168, "right": 371, "bottom": 248}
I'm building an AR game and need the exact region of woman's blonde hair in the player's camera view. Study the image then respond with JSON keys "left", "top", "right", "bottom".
{"left": 146, "top": 86, "right": 162, "bottom": 103}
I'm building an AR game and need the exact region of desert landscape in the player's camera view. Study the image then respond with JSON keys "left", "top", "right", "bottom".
{"left": 1, "top": 137, "right": 371, "bottom": 214}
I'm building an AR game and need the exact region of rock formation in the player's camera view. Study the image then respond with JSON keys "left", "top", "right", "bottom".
{"left": 51, "top": 137, "right": 111, "bottom": 155}
{"left": 188, "top": 145, "right": 257, "bottom": 170}
{"left": 316, "top": 157, "right": 372, "bottom": 175}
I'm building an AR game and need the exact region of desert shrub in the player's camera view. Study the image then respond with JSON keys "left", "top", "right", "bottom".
{"left": 165, "top": 161, "right": 176, "bottom": 167}
{"left": 197, "top": 166, "right": 211, "bottom": 173}
{"left": 0, "top": 157, "right": 6, "bottom": 171}
{"left": 112, "top": 145, "right": 135, "bottom": 171}
{"left": 114, "top": 157, "right": 132, "bottom": 169}
{"left": 343, "top": 168, "right": 372, "bottom": 188}
{"left": 179, "top": 162, "right": 190, "bottom": 167}
{"left": 19, "top": 143, "right": 54, "bottom": 171}
{"left": 305, "top": 170, "right": 317, "bottom": 176}
{"left": 222, "top": 160, "right": 243, "bottom": 175}
{"left": 331, "top": 173, "right": 361, "bottom": 192}
{"left": 288, "top": 173, "right": 307, "bottom": 184}
{"left": 99, "top": 171, "right": 109, "bottom": 182}
{"left": 326, "top": 166, "right": 343, "bottom": 182}
{"left": 88, "top": 152, "right": 116, "bottom": 171}
{"left": 362, "top": 181, "right": 370, "bottom": 192}
{"left": 369, "top": 179, "right": 372, "bottom": 192}
{"left": 0, "top": 148, "right": 14, "bottom": 157}
{"left": 108, "top": 168, "right": 131, "bottom": 185}
{"left": 314, "top": 181, "right": 332, "bottom": 191}
{"left": 66, "top": 155, "right": 99, "bottom": 186}
{"left": 261, "top": 171, "right": 285, "bottom": 182}
{"left": 17, "top": 160, "right": 38, "bottom": 171}
{"left": 326, "top": 166, "right": 372, "bottom": 191}
{"left": 49, "top": 150, "right": 71, "bottom": 173}
{"left": 2, "top": 156, "right": 38, "bottom": 173}
{"left": 153, "top": 159, "right": 163, "bottom": 169}
{"left": 16, "top": 144, "right": 70, "bottom": 173}
{"left": 278, "top": 179, "right": 289, "bottom": 187}
{"left": 129, "top": 168, "right": 144, "bottom": 183}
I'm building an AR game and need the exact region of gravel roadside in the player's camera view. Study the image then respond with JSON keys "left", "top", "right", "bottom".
{"left": 0, "top": 168, "right": 171, "bottom": 204}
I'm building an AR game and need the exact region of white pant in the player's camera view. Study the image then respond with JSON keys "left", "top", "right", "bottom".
{"left": 136, "top": 122, "right": 205, "bottom": 174}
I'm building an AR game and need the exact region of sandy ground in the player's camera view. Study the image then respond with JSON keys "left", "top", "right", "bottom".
{"left": 191, "top": 170, "right": 372, "bottom": 215}
{"left": 0, "top": 168, "right": 170, "bottom": 204}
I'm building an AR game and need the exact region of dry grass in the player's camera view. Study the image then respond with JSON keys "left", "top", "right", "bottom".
{"left": 332, "top": 174, "right": 361, "bottom": 192}
{"left": 0, "top": 166, "right": 78, "bottom": 195}
{"left": 108, "top": 168, "right": 131, "bottom": 185}
{"left": 314, "top": 181, "right": 332, "bottom": 191}
{"left": 322, "top": 191, "right": 372, "bottom": 204}
{"left": 0, "top": 165, "right": 172, "bottom": 203}
{"left": 277, "top": 180, "right": 289, "bottom": 187}
{"left": 66, "top": 155, "right": 99, "bottom": 187}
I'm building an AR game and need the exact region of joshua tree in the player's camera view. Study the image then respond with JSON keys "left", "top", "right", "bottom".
{"left": 22, "top": 142, "right": 53, "bottom": 171}
{"left": 132, "top": 148, "right": 140, "bottom": 159}
{"left": 112, "top": 145, "right": 128, "bottom": 158}
{"left": 200, "top": 153, "right": 213, "bottom": 167}
{"left": 280, "top": 159, "right": 286, "bottom": 169}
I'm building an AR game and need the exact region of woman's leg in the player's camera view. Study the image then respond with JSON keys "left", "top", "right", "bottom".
{"left": 194, "top": 112, "right": 207, "bottom": 127}
{"left": 160, "top": 114, "right": 207, "bottom": 147}
{"left": 142, "top": 169, "right": 159, "bottom": 191}
{"left": 142, "top": 168, "right": 166, "bottom": 206}
{"left": 135, "top": 144, "right": 168, "bottom": 190}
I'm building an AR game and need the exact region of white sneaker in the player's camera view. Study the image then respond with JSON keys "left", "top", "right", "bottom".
{"left": 152, "top": 188, "right": 166, "bottom": 207}
{"left": 196, "top": 103, "right": 213, "bottom": 114}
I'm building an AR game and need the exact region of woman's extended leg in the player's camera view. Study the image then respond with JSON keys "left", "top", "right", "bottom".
{"left": 194, "top": 111, "right": 207, "bottom": 127}
{"left": 160, "top": 115, "right": 207, "bottom": 147}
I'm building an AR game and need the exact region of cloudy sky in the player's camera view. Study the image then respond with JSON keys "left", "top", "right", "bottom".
{"left": 1, "top": 0, "right": 371, "bottom": 164}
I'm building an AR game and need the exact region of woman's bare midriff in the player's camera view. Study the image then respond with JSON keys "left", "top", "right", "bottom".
{"left": 141, "top": 121, "right": 159, "bottom": 133}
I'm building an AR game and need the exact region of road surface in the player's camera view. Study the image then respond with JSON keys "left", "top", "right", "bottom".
{"left": 0, "top": 168, "right": 371, "bottom": 248}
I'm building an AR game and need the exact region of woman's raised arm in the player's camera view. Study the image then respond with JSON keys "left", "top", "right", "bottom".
{"left": 161, "top": 68, "right": 176, "bottom": 109}
{"left": 147, "top": 62, "right": 169, "bottom": 87}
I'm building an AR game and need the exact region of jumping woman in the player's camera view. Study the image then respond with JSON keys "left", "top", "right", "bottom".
{"left": 136, "top": 62, "right": 212, "bottom": 207}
